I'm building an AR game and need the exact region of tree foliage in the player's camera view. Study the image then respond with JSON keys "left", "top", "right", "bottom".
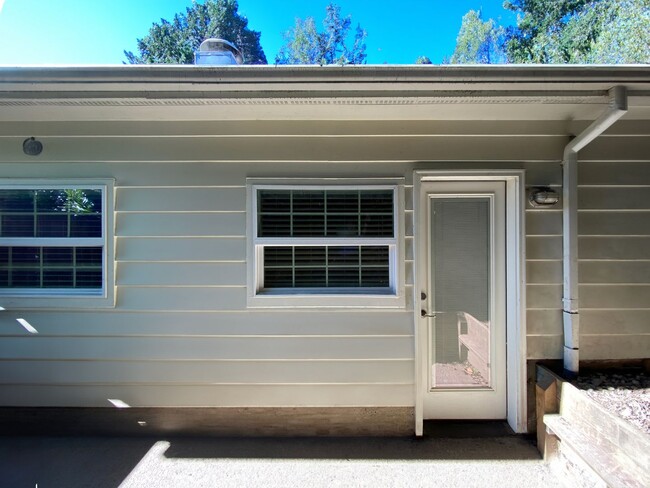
{"left": 450, "top": 10, "right": 507, "bottom": 64}
{"left": 275, "top": 3, "right": 367, "bottom": 65}
{"left": 504, "top": 0, "right": 650, "bottom": 63}
{"left": 124, "top": 0, "right": 266, "bottom": 65}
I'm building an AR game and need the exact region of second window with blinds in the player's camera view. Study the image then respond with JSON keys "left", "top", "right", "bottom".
{"left": 248, "top": 184, "right": 402, "bottom": 308}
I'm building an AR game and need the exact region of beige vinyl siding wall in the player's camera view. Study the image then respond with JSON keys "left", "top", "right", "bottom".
{"left": 0, "top": 117, "right": 645, "bottom": 408}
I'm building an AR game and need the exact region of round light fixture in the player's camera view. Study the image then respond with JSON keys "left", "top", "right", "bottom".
{"left": 23, "top": 137, "right": 43, "bottom": 156}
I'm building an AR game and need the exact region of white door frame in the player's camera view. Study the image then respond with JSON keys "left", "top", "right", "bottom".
{"left": 413, "top": 170, "right": 526, "bottom": 435}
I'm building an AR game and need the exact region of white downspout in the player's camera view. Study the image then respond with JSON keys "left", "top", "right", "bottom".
{"left": 562, "top": 85, "right": 627, "bottom": 377}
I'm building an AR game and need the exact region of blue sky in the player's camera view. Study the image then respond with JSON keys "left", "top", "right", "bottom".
{"left": 0, "top": 0, "right": 517, "bottom": 65}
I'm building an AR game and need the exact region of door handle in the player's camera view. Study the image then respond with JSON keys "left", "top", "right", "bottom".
{"left": 421, "top": 310, "right": 438, "bottom": 318}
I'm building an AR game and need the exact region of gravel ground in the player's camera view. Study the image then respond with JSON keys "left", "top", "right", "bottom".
{"left": 573, "top": 370, "right": 650, "bottom": 434}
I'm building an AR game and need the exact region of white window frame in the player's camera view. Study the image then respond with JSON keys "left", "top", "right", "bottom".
{"left": 0, "top": 179, "right": 115, "bottom": 309}
{"left": 247, "top": 178, "right": 405, "bottom": 309}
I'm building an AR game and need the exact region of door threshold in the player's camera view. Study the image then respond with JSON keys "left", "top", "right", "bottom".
{"left": 423, "top": 420, "right": 514, "bottom": 438}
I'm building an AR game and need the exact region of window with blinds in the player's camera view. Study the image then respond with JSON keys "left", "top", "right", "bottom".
{"left": 254, "top": 188, "right": 396, "bottom": 293}
{"left": 0, "top": 187, "right": 105, "bottom": 294}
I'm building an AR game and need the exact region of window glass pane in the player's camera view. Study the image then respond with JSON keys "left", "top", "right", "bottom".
{"left": 36, "top": 214, "right": 68, "bottom": 237}
{"left": 12, "top": 247, "right": 40, "bottom": 264}
{"left": 295, "top": 268, "right": 326, "bottom": 287}
{"left": 0, "top": 190, "right": 34, "bottom": 212}
{"left": 0, "top": 189, "right": 102, "bottom": 238}
{"left": 326, "top": 191, "right": 358, "bottom": 213}
{"left": 2, "top": 215, "right": 34, "bottom": 237}
{"left": 70, "top": 214, "right": 102, "bottom": 237}
{"left": 293, "top": 214, "right": 324, "bottom": 237}
{"left": 326, "top": 214, "right": 359, "bottom": 237}
{"left": 293, "top": 190, "right": 324, "bottom": 213}
{"left": 76, "top": 269, "right": 102, "bottom": 288}
{"left": 12, "top": 269, "right": 40, "bottom": 287}
{"left": 43, "top": 247, "right": 73, "bottom": 265}
{"left": 0, "top": 246, "right": 102, "bottom": 290}
{"left": 43, "top": 269, "right": 73, "bottom": 288}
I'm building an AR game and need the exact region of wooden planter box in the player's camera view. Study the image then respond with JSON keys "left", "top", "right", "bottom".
{"left": 536, "top": 365, "right": 649, "bottom": 488}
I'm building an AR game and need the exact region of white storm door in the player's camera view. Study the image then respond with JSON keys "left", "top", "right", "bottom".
{"left": 419, "top": 181, "right": 507, "bottom": 419}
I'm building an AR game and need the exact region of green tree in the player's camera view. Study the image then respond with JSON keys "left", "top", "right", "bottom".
{"left": 124, "top": 0, "right": 266, "bottom": 64}
{"left": 504, "top": 0, "right": 649, "bottom": 64}
{"left": 450, "top": 10, "right": 507, "bottom": 64}
{"left": 504, "top": 0, "right": 592, "bottom": 63}
{"left": 275, "top": 3, "right": 367, "bottom": 65}
{"left": 415, "top": 56, "right": 432, "bottom": 64}
{"left": 572, "top": 0, "right": 650, "bottom": 63}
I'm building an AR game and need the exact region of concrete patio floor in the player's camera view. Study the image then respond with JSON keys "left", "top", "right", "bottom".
{"left": 0, "top": 428, "right": 561, "bottom": 488}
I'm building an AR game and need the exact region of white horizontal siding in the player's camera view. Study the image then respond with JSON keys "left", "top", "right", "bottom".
{"left": 0, "top": 119, "right": 645, "bottom": 407}
{"left": 0, "top": 359, "right": 414, "bottom": 385}
{"left": 117, "top": 213, "right": 245, "bottom": 237}
{"left": 0, "top": 384, "right": 414, "bottom": 407}
{"left": 0, "top": 336, "right": 413, "bottom": 361}
{"left": 577, "top": 155, "right": 650, "bottom": 360}
{"left": 0, "top": 311, "right": 413, "bottom": 336}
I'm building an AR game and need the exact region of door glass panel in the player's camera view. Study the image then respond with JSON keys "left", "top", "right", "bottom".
{"left": 429, "top": 197, "right": 491, "bottom": 389}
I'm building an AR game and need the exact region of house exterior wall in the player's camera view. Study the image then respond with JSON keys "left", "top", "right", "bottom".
{"left": 0, "top": 117, "right": 647, "bottom": 411}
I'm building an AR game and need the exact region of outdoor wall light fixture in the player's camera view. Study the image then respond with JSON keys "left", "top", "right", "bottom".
{"left": 22, "top": 137, "right": 43, "bottom": 156}
{"left": 529, "top": 187, "right": 560, "bottom": 207}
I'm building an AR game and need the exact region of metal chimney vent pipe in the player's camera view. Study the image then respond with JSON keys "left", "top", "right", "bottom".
{"left": 194, "top": 38, "right": 244, "bottom": 65}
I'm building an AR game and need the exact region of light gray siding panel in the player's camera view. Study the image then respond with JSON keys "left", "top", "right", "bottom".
{"left": 527, "top": 261, "right": 563, "bottom": 284}
{"left": 117, "top": 237, "right": 246, "bottom": 261}
{"left": 0, "top": 161, "right": 561, "bottom": 186}
{"left": 117, "top": 262, "right": 246, "bottom": 286}
{"left": 527, "top": 236, "right": 563, "bottom": 259}
{"left": 526, "top": 285, "right": 562, "bottom": 309}
{"left": 117, "top": 287, "right": 247, "bottom": 311}
{"left": 0, "top": 336, "right": 413, "bottom": 361}
{"left": 580, "top": 284, "right": 650, "bottom": 309}
{"left": 581, "top": 335, "right": 650, "bottom": 360}
{"left": 581, "top": 136, "right": 650, "bottom": 162}
{"left": 0, "top": 359, "right": 414, "bottom": 385}
{"left": 0, "top": 384, "right": 415, "bottom": 407}
{"left": 527, "top": 335, "right": 563, "bottom": 359}
{"left": 580, "top": 261, "right": 650, "bottom": 284}
{"left": 578, "top": 162, "right": 650, "bottom": 185}
{"left": 0, "top": 311, "right": 413, "bottom": 336}
{"left": 526, "top": 211, "right": 562, "bottom": 235}
{"left": 579, "top": 237, "right": 650, "bottom": 259}
{"left": 117, "top": 188, "right": 245, "bottom": 212}
{"left": 0, "top": 135, "right": 567, "bottom": 162}
{"left": 579, "top": 187, "right": 650, "bottom": 209}
{"left": 527, "top": 309, "right": 563, "bottom": 335}
{"left": 116, "top": 213, "right": 245, "bottom": 237}
{"left": 577, "top": 154, "right": 650, "bottom": 361}
{"left": 581, "top": 310, "right": 650, "bottom": 335}
{"left": 578, "top": 212, "right": 650, "bottom": 236}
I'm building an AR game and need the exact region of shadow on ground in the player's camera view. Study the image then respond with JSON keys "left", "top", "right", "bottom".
{"left": 0, "top": 423, "right": 543, "bottom": 488}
